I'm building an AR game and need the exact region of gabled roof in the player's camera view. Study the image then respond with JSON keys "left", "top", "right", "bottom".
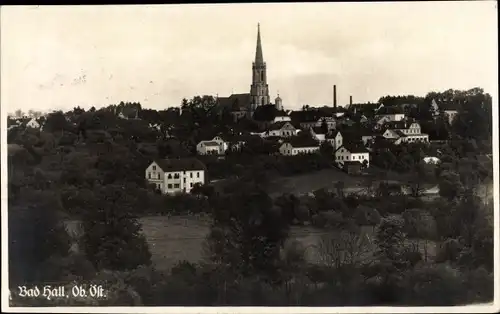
{"left": 218, "top": 93, "right": 252, "bottom": 111}
{"left": 310, "top": 126, "right": 327, "bottom": 135}
{"left": 339, "top": 142, "right": 369, "bottom": 154}
{"left": 154, "top": 158, "right": 206, "bottom": 172}
{"left": 284, "top": 136, "right": 319, "bottom": 148}
{"left": 268, "top": 121, "right": 294, "bottom": 131}
{"left": 395, "top": 130, "right": 407, "bottom": 137}
{"left": 200, "top": 141, "right": 221, "bottom": 146}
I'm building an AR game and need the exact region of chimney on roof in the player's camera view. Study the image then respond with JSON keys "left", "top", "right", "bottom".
{"left": 333, "top": 85, "right": 337, "bottom": 110}
{"left": 349, "top": 95, "right": 353, "bottom": 106}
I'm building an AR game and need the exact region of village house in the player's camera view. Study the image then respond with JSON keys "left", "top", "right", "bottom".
{"left": 145, "top": 158, "right": 206, "bottom": 194}
{"left": 279, "top": 136, "right": 320, "bottom": 156}
{"left": 381, "top": 121, "right": 429, "bottom": 144}
{"left": 252, "top": 121, "right": 299, "bottom": 138}
{"left": 26, "top": 118, "right": 41, "bottom": 129}
{"left": 309, "top": 127, "right": 328, "bottom": 143}
{"left": 335, "top": 142, "right": 370, "bottom": 169}
{"left": 325, "top": 130, "right": 344, "bottom": 150}
{"left": 443, "top": 109, "right": 458, "bottom": 124}
{"left": 196, "top": 136, "right": 228, "bottom": 155}
{"left": 375, "top": 106, "right": 405, "bottom": 123}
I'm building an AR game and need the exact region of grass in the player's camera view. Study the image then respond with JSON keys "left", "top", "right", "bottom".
{"left": 66, "top": 215, "right": 438, "bottom": 271}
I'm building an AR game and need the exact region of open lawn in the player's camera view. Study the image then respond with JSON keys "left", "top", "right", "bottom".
{"left": 139, "top": 215, "right": 439, "bottom": 271}
{"left": 267, "top": 166, "right": 414, "bottom": 197}
{"left": 66, "top": 215, "right": 438, "bottom": 271}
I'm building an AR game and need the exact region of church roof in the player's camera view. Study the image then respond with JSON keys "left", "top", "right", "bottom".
{"left": 253, "top": 104, "right": 280, "bottom": 122}
{"left": 255, "top": 23, "right": 264, "bottom": 65}
{"left": 218, "top": 93, "right": 251, "bottom": 111}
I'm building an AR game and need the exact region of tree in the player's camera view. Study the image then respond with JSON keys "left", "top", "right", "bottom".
{"left": 438, "top": 170, "right": 464, "bottom": 201}
{"left": 44, "top": 111, "right": 71, "bottom": 133}
{"left": 81, "top": 185, "right": 152, "bottom": 271}
{"left": 206, "top": 182, "right": 290, "bottom": 279}
{"left": 374, "top": 216, "right": 408, "bottom": 277}
{"left": 8, "top": 191, "right": 71, "bottom": 285}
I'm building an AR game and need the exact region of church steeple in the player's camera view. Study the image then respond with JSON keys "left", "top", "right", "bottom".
{"left": 250, "top": 23, "right": 270, "bottom": 111}
{"left": 255, "top": 23, "right": 264, "bottom": 65}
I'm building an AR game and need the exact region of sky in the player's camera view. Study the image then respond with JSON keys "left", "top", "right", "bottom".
{"left": 1, "top": 2, "right": 498, "bottom": 113}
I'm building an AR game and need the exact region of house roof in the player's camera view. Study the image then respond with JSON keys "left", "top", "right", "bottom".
{"left": 344, "top": 161, "right": 363, "bottom": 166}
{"left": 395, "top": 130, "right": 407, "bottom": 137}
{"left": 268, "top": 121, "right": 294, "bottom": 131}
{"left": 310, "top": 126, "right": 326, "bottom": 135}
{"left": 285, "top": 136, "right": 319, "bottom": 148}
{"left": 201, "top": 141, "right": 221, "bottom": 146}
{"left": 375, "top": 106, "right": 404, "bottom": 115}
{"left": 154, "top": 158, "right": 206, "bottom": 172}
{"left": 340, "top": 142, "right": 369, "bottom": 154}
{"left": 383, "top": 121, "right": 408, "bottom": 130}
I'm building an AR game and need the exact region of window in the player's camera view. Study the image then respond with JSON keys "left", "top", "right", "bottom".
{"left": 157, "top": 173, "right": 161, "bottom": 179}
{"left": 153, "top": 166, "right": 156, "bottom": 170}
{"left": 174, "top": 173, "right": 180, "bottom": 179}
{"left": 183, "top": 178, "right": 186, "bottom": 183}
{"left": 190, "top": 172, "right": 193, "bottom": 178}
{"left": 168, "top": 174, "right": 172, "bottom": 179}
{"left": 168, "top": 184, "right": 172, "bottom": 189}
{"left": 190, "top": 183, "right": 193, "bottom": 188}
{"left": 197, "top": 172, "right": 200, "bottom": 178}
{"left": 148, "top": 172, "right": 151, "bottom": 179}
{"left": 174, "top": 184, "right": 180, "bottom": 188}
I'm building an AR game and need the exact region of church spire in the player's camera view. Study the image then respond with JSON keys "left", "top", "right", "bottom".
{"left": 255, "top": 23, "right": 264, "bottom": 65}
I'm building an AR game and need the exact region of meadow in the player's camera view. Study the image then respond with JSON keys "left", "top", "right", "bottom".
{"left": 139, "top": 215, "right": 437, "bottom": 271}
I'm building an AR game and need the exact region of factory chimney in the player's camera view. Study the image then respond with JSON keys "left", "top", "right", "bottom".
{"left": 350, "top": 95, "right": 353, "bottom": 106}
{"left": 333, "top": 85, "right": 337, "bottom": 110}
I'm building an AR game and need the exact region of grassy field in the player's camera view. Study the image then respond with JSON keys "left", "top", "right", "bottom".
{"left": 139, "top": 215, "right": 438, "bottom": 271}
{"left": 266, "top": 166, "right": 413, "bottom": 197}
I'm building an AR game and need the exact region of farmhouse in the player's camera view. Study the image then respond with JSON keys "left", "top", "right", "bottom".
{"left": 335, "top": 142, "right": 370, "bottom": 168}
{"left": 259, "top": 121, "right": 299, "bottom": 138}
{"left": 443, "top": 109, "right": 458, "bottom": 124}
{"left": 375, "top": 106, "right": 405, "bottom": 122}
{"left": 279, "top": 137, "right": 320, "bottom": 156}
{"left": 382, "top": 121, "right": 429, "bottom": 144}
{"left": 196, "top": 136, "right": 228, "bottom": 155}
{"left": 145, "top": 158, "right": 206, "bottom": 194}
{"left": 26, "top": 118, "right": 41, "bottom": 129}
{"left": 325, "top": 130, "right": 344, "bottom": 150}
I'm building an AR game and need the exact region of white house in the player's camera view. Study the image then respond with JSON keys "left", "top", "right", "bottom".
{"left": 375, "top": 106, "right": 405, "bottom": 122}
{"left": 26, "top": 118, "right": 41, "bottom": 129}
{"left": 263, "top": 121, "right": 299, "bottom": 138}
{"left": 381, "top": 121, "right": 429, "bottom": 144}
{"left": 316, "top": 117, "right": 337, "bottom": 130}
{"left": 279, "top": 138, "right": 320, "bottom": 156}
{"left": 273, "top": 115, "right": 292, "bottom": 123}
{"left": 325, "top": 130, "right": 344, "bottom": 150}
{"left": 145, "top": 158, "right": 206, "bottom": 194}
{"left": 335, "top": 143, "right": 370, "bottom": 168}
{"left": 443, "top": 110, "right": 458, "bottom": 124}
{"left": 196, "top": 136, "right": 228, "bottom": 155}
{"left": 423, "top": 156, "right": 441, "bottom": 164}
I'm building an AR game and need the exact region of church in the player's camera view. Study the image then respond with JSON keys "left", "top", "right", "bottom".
{"left": 217, "top": 24, "right": 283, "bottom": 119}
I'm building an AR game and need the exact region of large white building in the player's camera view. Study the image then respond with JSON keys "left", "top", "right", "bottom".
{"left": 382, "top": 121, "right": 429, "bottom": 144}
{"left": 279, "top": 137, "right": 320, "bottom": 156}
{"left": 145, "top": 158, "right": 206, "bottom": 194}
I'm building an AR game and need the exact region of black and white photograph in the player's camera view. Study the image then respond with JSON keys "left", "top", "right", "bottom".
{"left": 1, "top": 2, "right": 498, "bottom": 312}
